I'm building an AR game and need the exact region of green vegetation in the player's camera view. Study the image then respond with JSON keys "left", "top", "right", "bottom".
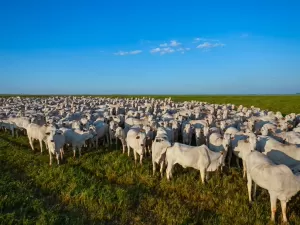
{"left": 1, "top": 132, "right": 300, "bottom": 225}
{"left": 1, "top": 95, "right": 300, "bottom": 115}
{"left": 1, "top": 95, "right": 300, "bottom": 224}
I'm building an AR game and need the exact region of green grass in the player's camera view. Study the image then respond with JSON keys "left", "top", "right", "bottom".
{"left": 1, "top": 95, "right": 300, "bottom": 224}
{"left": 1, "top": 95, "right": 300, "bottom": 115}
{"left": 1, "top": 132, "right": 300, "bottom": 225}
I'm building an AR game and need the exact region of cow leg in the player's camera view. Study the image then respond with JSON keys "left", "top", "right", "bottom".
{"left": 133, "top": 150, "right": 137, "bottom": 165}
{"left": 49, "top": 151, "right": 52, "bottom": 166}
{"left": 269, "top": 192, "right": 277, "bottom": 222}
{"left": 96, "top": 138, "right": 99, "bottom": 149}
{"left": 242, "top": 160, "right": 247, "bottom": 178}
{"left": 253, "top": 182, "right": 257, "bottom": 200}
{"left": 200, "top": 169, "right": 206, "bottom": 184}
{"left": 166, "top": 162, "right": 173, "bottom": 180}
{"left": 122, "top": 143, "right": 126, "bottom": 154}
{"left": 206, "top": 172, "right": 210, "bottom": 181}
{"left": 56, "top": 153, "right": 60, "bottom": 165}
{"left": 39, "top": 140, "right": 43, "bottom": 153}
{"left": 160, "top": 161, "right": 164, "bottom": 177}
{"left": 44, "top": 140, "right": 49, "bottom": 151}
{"left": 28, "top": 137, "right": 34, "bottom": 151}
{"left": 60, "top": 148, "right": 64, "bottom": 160}
{"left": 139, "top": 154, "right": 143, "bottom": 165}
{"left": 280, "top": 200, "right": 288, "bottom": 223}
{"left": 73, "top": 146, "right": 76, "bottom": 158}
{"left": 127, "top": 145, "right": 131, "bottom": 156}
{"left": 79, "top": 146, "right": 82, "bottom": 157}
{"left": 152, "top": 162, "right": 156, "bottom": 176}
{"left": 247, "top": 173, "right": 252, "bottom": 202}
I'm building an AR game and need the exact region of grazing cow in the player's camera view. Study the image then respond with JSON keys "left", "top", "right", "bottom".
{"left": 208, "top": 133, "right": 231, "bottom": 169}
{"left": 45, "top": 129, "right": 65, "bottom": 166}
{"left": 165, "top": 143, "right": 225, "bottom": 183}
{"left": 61, "top": 128, "right": 94, "bottom": 158}
{"left": 230, "top": 133, "right": 257, "bottom": 177}
{"left": 115, "top": 126, "right": 127, "bottom": 153}
{"left": 246, "top": 151, "right": 300, "bottom": 223}
{"left": 143, "top": 125, "right": 154, "bottom": 155}
{"left": 182, "top": 123, "right": 192, "bottom": 145}
{"left": 126, "top": 127, "right": 147, "bottom": 165}
{"left": 26, "top": 123, "right": 55, "bottom": 153}
{"left": 195, "top": 128, "right": 204, "bottom": 146}
{"left": 256, "top": 136, "right": 300, "bottom": 169}
{"left": 152, "top": 134, "right": 171, "bottom": 176}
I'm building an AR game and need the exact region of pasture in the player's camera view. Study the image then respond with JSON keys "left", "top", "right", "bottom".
{"left": 1, "top": 95, "right": 300, "bottom": 225}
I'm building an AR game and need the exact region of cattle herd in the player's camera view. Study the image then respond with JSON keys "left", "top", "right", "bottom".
{"left": 1, "top": 96, "right": 300, "bottom": 223}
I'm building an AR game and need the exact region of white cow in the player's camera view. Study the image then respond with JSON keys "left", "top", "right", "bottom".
{"left": 256, "top": 136, "right": 300, "bottom": 169}
{"left": 45, "top": 129, "right": 65, "bottom": 165}
{"left": 115, "top": 126, "right": 127, "bottom": 153}
{"left": 182, "top": 123, "right": 192, "bottom": 145}
{"left": 195, "top": 128, "right": 204, "bottom": 146}
{"left": 93, "top": 121, "right": 109, "bottom": 148}
{"left": 61, "top": 128, "right": 94, "bottom": 157}
{"left": 208, "top": 133, "right": 231, "bottom": 169}
{"left": 26, "top": 123, "right": 55, "bottom": 153}
{"left": 165, "top": 143, "right": 225, "bottom": 183}
{"left": 151, "top": 134, "right": 171, "bottom": 176}
{"left": 126, "top": 127, "right": 147, "bottom": 165}
{"left": 230, "top": 133, "right": 257, "bottom": 177}
{"left": 246, "top": 151, "right": 300, "bottom": 223}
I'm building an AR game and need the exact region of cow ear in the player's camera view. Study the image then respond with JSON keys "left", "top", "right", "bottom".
{"left": 136, "top": 136, "right": 140, "bottom": 139}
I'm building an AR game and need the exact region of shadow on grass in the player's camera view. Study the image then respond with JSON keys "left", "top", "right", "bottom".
{"left": 0, "top": 159, "right": 105, "bottom": 225}
{"left": 0, "top": 133, "right": 221, "bottom": 224}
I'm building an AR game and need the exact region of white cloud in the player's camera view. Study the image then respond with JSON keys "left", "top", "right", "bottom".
{"left": 196, "top": 42, "right": 225, "bottom": 50}
{"left": 176, "top": 47, "right": 184, "bottom": 51}
{"left": 129, "top": 50, "right": 142, "bottom": 55}
{"left": 160, "top": 47, "right": 175, "bottom": 55}
{"left": 150, "top": 48, "right": 161, "bottom": 53}
{"left": 193, "top": 37, "right": 203, "bottom": 43}
{"left": 175, "top": 47, "right": 190, "bottom": 54}
{"left": 114, "top": 51, "right": 128, "bottom": 56}
{"left": 170, "top": 40, "right": 181, "bottom": 47}
{"left": 159, "top": 43, "right": 168, "bottom": 47}
{"left": 151, "top": 47, "right": 175, "bottom": 55}
{"left": 114, "top": 50, "right": 142, "bottom": 56}
{"left": 193, "top": 37, "right": 220, "bottom": 43}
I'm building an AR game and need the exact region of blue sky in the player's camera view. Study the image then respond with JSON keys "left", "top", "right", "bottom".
{"left": 0, "top": 0, "right": 300, "bottom": 94}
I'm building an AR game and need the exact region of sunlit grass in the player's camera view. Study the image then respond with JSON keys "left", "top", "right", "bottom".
{"left": 1, "top": 132, "right": 300, "bottom": 225}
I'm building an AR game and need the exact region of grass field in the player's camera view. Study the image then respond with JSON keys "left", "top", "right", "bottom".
{"left": 1, "top": 136, "right": 300, "bottom": 225}
{"left": 1, "top": 95, "right": 300, "bottom": 225}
